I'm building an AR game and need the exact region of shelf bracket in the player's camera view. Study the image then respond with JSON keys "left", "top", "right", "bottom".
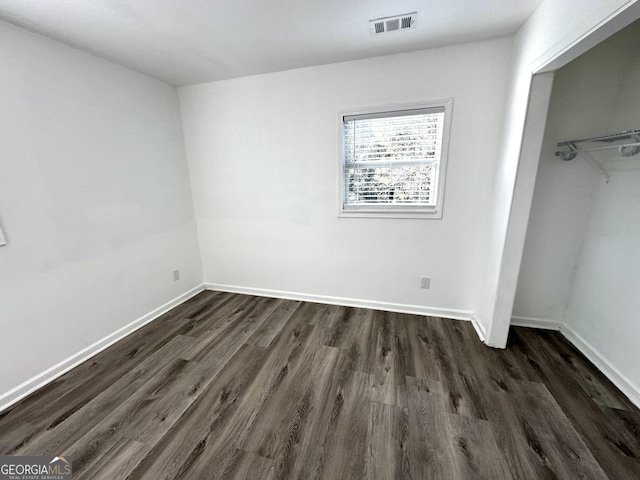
{"left": 555, "top": 143, "right": 610, "bottom": 182}
{"left": 581, "top": 152, "right": 611, "bottom": 183}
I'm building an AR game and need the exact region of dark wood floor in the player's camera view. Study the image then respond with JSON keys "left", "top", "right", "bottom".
{"left": 1, "top": 291, "right": 639, "bottom": 479}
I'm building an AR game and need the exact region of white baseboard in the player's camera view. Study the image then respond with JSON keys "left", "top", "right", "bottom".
{"left": 0, "top": 284, "right": 206, "bottom": 414}
{"left": 205, "top": 283, "right": 475, "bottom": 322}
{"left": 511, "top": 315, "right": 562, "bottom": 331}
{"left": 561, "top": 324, "right": 640, "bottom": 409}
{"left": 470, "top": 314, "right": 487, "bottom": 343}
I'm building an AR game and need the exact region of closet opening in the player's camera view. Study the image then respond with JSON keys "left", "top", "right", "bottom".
{"left": 513, "top": 18, "right": 640, "bottom": 408}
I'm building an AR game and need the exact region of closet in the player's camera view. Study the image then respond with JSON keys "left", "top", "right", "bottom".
{"left": 513, "top": 19, "right": 640, "bottom": 406}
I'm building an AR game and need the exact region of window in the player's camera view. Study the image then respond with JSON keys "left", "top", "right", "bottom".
{"left": 340, "top": 99, "right": 452, "bottom": 218}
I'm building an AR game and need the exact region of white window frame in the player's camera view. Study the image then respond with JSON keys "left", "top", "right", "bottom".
{"left": 338, "top": 98, "right": 453, "bottom": 219}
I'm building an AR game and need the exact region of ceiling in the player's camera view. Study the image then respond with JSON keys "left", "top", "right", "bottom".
{"left": 0, "top": 0, "right": 542, "bottom": 86}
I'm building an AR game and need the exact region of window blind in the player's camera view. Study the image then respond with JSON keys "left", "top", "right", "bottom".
{"left": 343, "top": 107, "right": 445, "bottom": 209}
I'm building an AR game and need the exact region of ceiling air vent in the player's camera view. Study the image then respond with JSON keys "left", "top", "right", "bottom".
{"left": 370, "top": 12, "right": 417, "bottom": 35}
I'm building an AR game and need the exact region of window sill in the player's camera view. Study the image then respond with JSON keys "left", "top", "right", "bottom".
{"left": 339, "top": 208, "right": 442, "bottom": 219}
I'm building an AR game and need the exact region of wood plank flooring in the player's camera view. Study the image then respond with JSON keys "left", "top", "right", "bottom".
{"left": 1, "top": 291, "right": 639, "bottom": 479}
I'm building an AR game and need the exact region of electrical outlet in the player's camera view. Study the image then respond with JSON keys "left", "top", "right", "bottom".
{"left": 421, "top": 277, "right": 431, "bottom": 289}
{"left": 172, "top": 269, "right": 180, "bottom": 281}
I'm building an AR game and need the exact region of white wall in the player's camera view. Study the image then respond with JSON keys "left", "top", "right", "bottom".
{"left": 179, "top": 37, "right": 513, "bottom": 319}
{"left": 515, "top": 21, "right": 640, "bottom": 398}
{"left": 478, "top": 0, "right": 638, "bottom": 346}
{"left": 0, "top": 20, "right": 203, "bottom": 399}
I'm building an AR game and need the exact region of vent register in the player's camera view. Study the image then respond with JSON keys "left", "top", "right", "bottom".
{"left": 370, "top": 13, "right": 417, "bottom": 35}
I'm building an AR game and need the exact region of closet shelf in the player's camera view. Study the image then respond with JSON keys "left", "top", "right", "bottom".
{"left": 555, "top": 129, "right": 640, "bottom": 182}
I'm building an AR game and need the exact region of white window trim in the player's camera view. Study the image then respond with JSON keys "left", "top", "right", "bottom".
{"left": 337, "top": 98, "right": 453, "bottom": 219}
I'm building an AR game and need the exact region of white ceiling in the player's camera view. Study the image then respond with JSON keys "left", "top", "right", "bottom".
{"left": 0, "top": 0, "right": 542, "bottom": 86}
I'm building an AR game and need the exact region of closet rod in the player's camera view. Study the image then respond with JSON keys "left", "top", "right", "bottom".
{"left": 555, "top": 141, "right": 640, "bottom": 158}
{"left": 555, "top": 129, "right": 640, "bottom": 183}
{"left": 557, "top": 129, "right": 640, "bottom": 146}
